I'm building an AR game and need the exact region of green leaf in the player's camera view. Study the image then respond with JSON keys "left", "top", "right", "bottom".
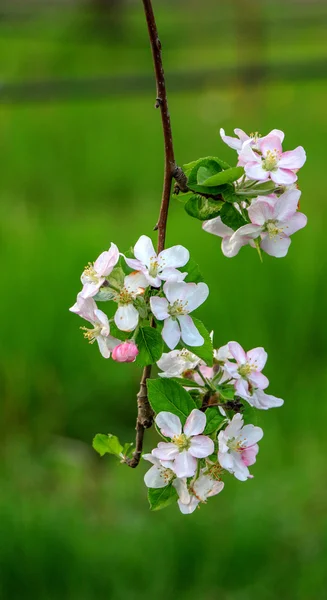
{"left": 220, "top": 203, "right": 247, "bottom": 231}
{"left": 92, "top": 434, "right": 123, "bottom": 458}
{"left": 183, "top": 156, "right": 230, "bottom": 177}
{"left": 170, "top": 377, "right": 204, "bottom": 388}
{"left": 197, "top": 164, "right": 219, "bottom": 185}
{"left": 216, "top": 384, "right": 235, "bottom": 401}
{"left": 172, "top": 191, "right": 194, "bottom": 204}
{"left": 182, "top": 257, "right": 204, "bottom": 283}
{"left": 204, "top": 407, "right": 226, "bottom": 434}
{"left": 183, "top": 318, "right": 213, "bottom": 367}
{"left": 221, "top": 184, "right": 239, "bottom": 204}
{"left": 148, "top": 483, "right": 178, "bottom": 511}
{"left": 202, "top": 167, "right": 244, "bottom": 187}
{"left": 147, "top": 379, "right": 197, "bottom": 424}
{"left": 109, "top": 322, "right": 131, "bottom": 341}
{"left": 107, "top": 266, "right": 125, "bottom": 290}
{"left": 186, "top": 158, "right": 226, "bottom": 195}
{"left": 184, "top": 194, "right": 223, "bottom": 221}
{"left": 236, "top": 180, "right": 276, "bottom": 198}
{"left": 135, "top": 326, "right": 164, "bottom": 367}
{"left": 134, "top": 295, "right": 148, "bottom": 319}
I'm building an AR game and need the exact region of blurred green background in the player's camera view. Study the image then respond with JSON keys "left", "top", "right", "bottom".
{"left": 1, "top": 1, "right": 326, "bottom": 598}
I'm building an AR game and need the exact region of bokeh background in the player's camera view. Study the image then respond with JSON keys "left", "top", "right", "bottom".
{"left": 1, "top": 0, "right": 326, "bottom": 598}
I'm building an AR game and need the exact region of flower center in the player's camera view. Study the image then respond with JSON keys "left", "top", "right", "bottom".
{"left": 80, "top": 324, "right": 101, "bottom": 343}
{"left": 83, "top": 262, "right": 99, "bottom": 283}
{"left": 227, "top": 437, "right": 242, "bottom": 452}
{"left": 262, "top": 149, "right": 279, "bottom": 172}
{"left": 168, "top": 299, "right": 188, "bottom": 317}
{"left": 238, "top": 363, "right": 252, "bottom": 378}
{"left": 161, "top": 467, "right": 174, "bottom": 483}
{"left": 264, "top": 220, "right": 283, "bottom": 239}
{"left": 173, "top": 433, "right": 191, "bottom": 452}
{"left": 116, "top": 287, "right": 133, "bottom": 305}
{"left": 148, "top": 258, "right": 159, "bottom": 278}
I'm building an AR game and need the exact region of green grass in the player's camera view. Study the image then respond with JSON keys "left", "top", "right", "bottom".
{"left": 1, "top": 4, "right": 327, "bottom": 599}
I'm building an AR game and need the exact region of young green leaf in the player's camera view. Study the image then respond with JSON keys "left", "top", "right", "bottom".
{"left": 135, "top": 326, "right": 164, "bottom": 367}
{"left": 220, "top": 203, "right": 247, "bottom": 231}
{"left": 147, "top": 378, "right": 197, "bottom": 424}
{"left": 92, "top": 434, "right": 123, "bottom": 458}
{"left": 183, "top": 317, "right": 214, "bottom": 367}
{"left": 204, "top": 407, "right": 226, "bottom": 434}
{"left": 148, "top": 483, "right": 178, "bottom": 511}
{"left": 170, "top": 377, "right": 204, "bottom": 388}
{"left": 182, "top": 257, "right": 204, "bottom": 283}
{"left": 202, "top": 167, "right": 244, "bottom": 187}
{"left": 184, "top": 195, "right": 223, "bottom": 221}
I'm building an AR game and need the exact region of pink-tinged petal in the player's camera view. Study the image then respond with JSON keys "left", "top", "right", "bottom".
{"left": 238, "top": 140, "right": 261, "bottom": 164}
{"left": 144, "top": 465, "right": 170, "bottom": 488}
{"left": 155, "top": 412, "right": 182, "bottom": 438}
{"left": 173, "top": 450, "right": 197, "bottom": 478}
{"left": 133, "top": 235, "right": 156, "bottom": 267}
{"left": 162, "top": 317, "right": 181, "bottom": 350}
{"left": 231, "top": 453, "right": 250, "bottom": 481}
{"left": 270, "top": 168, "right": 297, "bottom": 185}
{"left": 173, "top": 478, "right": 191, "bottom": 504}
{"left": 114, "top": 304, "right": 139, "bottom": 332}
{"left": 259, "top": 134, "right": 282, "bottom": 157}
{"left": 123, "top": 256, "right": 144, "bottom": 272}
{"left": 183, "top": 282, "right": 209, "bottom": 313}
{"left": 94, "top": 243, "right": 119, "bottom": 276}
{"left": 189, "top": 435, "right": 214, "bottom": 458}
{"left": 159, "top": 267, "right": 186, "bottom": 283}
{"left": 124, "top": 271, "right": 149, "bottom": 294}
{"left": 249, "top": 371, "right": 269, "bottom": 389}
{"left": 178, "top": 497, "right": 199, "bottom": 515}
{"left": 266, "top": 129, "right": 285, "bottom": 143}
{"left": 220, "top": 127, "right": 244, "bottom": 151}
{"left": 70, "top": 294, "right": 97, "bottom": 322}
{"left": 222, "top": 224, "right": 261, "bottom": 258}
{"left": 152, "top": 442, "right": 179, "bottom": 461}
{"left": 203, "top": 216, "right": 234, "bottom": 238}
{"left": 241, "top": 444, "right": 259, "bottom": 467}
{"left": 245, "top": 162, "right": 269, "bottom": 181}
{"left": 183, "top": 409, "right": 206, "bottom": 437}
{"left": 234, "top": 128, "right": 250, "bottom": 143}
{"left": 260, "top": 234, "right": 291, "bottom": 258}
{"left": 96, "top": 336, "right": 111, "bottom": 359}
{"left": 279, "top": 146, "right": 306, "bottom": 169}
{"left": 158, "top": 245, "right": 190, "bottom": 269}
{"left": 248, "top": 201, "right": 274, "bottom": 226}
{"left": 80, "top": 280, "right": 103, "bottom": 299}
{"left": 224, "top": 361, "right": 240, "bottom": 379}
{"left": 235, "top": 378, "right": 250, "bottom": 398}
{"left": 240, "top": 425, "right": 264, "bottom": 446}
{"left": 282, "top": 213, "right": 307, "bottom": 237}
{"left": 272, "top": 188, "right": 301, "bottom": 221}
{"left": 228, "top": 341, "right": 247, "bottom": 364}
{"left": 149, "top": 296, "right": 169, "bottom": 320}
{"left": 249, "top": 389, "right": 284, "bottom": 410}
{"left": 178, "top": 315, "right": 204, "bottom": 347}
{"left": 94, "top": 309, "right": 110, "bottom": 335}
{"left": 247, "top": 347, "right": 267, "bottom": 371}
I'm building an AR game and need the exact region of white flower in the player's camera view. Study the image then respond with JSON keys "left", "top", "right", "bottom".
{"left": 150, "top": 281, "right": 209, "bottom": 350}
{"left": 152, "top": 410, "right": 214, "bottom": 478}
{"left": 80, "top": 243, "right": 119, "bottom": 298}
{"left": 124, "top": 235, "right": 189, "bottom": 287}
{"left": 157, "top": 349, "right": 201, "bottom": 378}
{"left": 175, "top": 471, "right": 224, "bottom": 514}
{"left": 69, "top": 294, "right": 120, "bottom": 358}
{"left": 143, "top": 454, "right": 177, "bottom": 488}
{"left": 112, "top": 271, "right": 149, "bottom": 332}
{"left": 225, "top": 341, "right": 269, "bottom": 399}
{"left": 218, "top": 413, "right": 263, "bottom": 481}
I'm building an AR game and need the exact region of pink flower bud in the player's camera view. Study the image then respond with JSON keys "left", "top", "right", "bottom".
{"left": 112, "top": 341, "right": 139, "bottom": 363}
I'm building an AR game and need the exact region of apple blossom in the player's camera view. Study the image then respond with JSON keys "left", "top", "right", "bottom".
{"left": 245, "top": 388, "right": 284, "bottom": 410}
{"left": 202, "top": 216, "right": 256, "bottom": 259}
{"left": 225, "top": 341, "right": 269, "bottom": 399}
{"left": 220, "top": 127, "right": 284, "bottom": 154}
{"left": 143, "top": 453, "right": 177, "bottom": 488}
{"left": 218, "top": 413, "right": 263, "bottom": 481}
{"left": 152, "top": 410, "right": 214, "bottom": 478}
{"left": 69, "top": 294, "right": 120, "bottom": 358}
{"left": 239, "top": 134, "right": 306, "bottom": 185}
{"left": 124, "top": 235, "right": 189, "bottom": 287}
{"left": 112, "top": 271, "right": 149, "bottom": 332}
{"left": 80, "top": 243, "right": 119, "bottom": 298}
{"left": 150, "top": 281, "right": 209, "bottom": 349}
{"left": 112, "top": 341, "right": 139, "bottom": 363}
{"left": 157, "top": 348, "right": 201, "bottom": 378}
{"left": 175, "top": 471, "right": 224, "bottom": 514}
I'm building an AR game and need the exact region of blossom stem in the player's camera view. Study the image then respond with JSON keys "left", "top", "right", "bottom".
{"left": 125, "top": 0, "right": 176, "bottom": 468}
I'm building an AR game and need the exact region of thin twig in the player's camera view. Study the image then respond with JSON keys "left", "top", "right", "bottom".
{"left": 125, "top": 0, "right": 176, "bottom": 468}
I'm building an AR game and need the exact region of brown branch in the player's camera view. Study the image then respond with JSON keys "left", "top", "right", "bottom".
{"left": 125, "top": 0, "right": 176, "bottom": 468}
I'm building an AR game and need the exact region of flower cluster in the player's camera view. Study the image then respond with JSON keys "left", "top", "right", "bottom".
{"left": 142, "top": 339, "right": 282, "bottom": 514}
{"left": 70, "top": 235, "right": 209, "bottom": 360}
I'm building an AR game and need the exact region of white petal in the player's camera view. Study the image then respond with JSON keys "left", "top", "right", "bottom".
{"left": 159, "top": 267, "right": 187, "bottom": 283}
{"left": 224, "top": 413, "right": 244, "bottom": 438}
{"left": 163, "top": 281, "right": 189, "bottom": 304}
{"left": 96, "top": 336, "right": 111, "bottom": 359}
{"left": 173, "top": 450, "right": 197, "bottom": 478}
{"left": 158, "top": 245, "right": 190, "bottom": 269}
{"left": 178, "top": 315, "right": 204, "bottom": 347}
{"left": 228, "top": 341, "right": 246, "bottom": 364}
{"left": 240, "top": 425, "right": 264, "bottom": 446}
{"left": 142, "top": 453, "right": 160, "bottom": 466}
{"left": 184, "top": 282, "right": 209, "bottom": 312}
{"left": 70, "top": 294, "right": 97, "bottom": 323}
{"left": 248, "top": 389, "right": 284, "bottom": 410}
{"left": 94, "top": 309, "right": 110, "bottom": 335}
{"left": 178, "top": 497, "right": 199, "bottom": 515}
{"left": 231, "top": 453, "right": 250, "bottom": 481}
{"left": 149, "top": 296, "right": 169, "bottom": 320}
{"left": 260, "top": 234, "right": 291, "bottom": 258}
{"left": 189, "top": 435, "right": 214, "bottom": 458}
{"left": 173, "top": 478, "right": 191, "bottom": 504}
{"left": 162, "top": 318, "right": 181, "bottom": 350}
{"left": 80, "top": 280, "right": 103, "bottom": 299}
{"left": 124, "top": 271, "right": 149, "bottom": 294}
{"left": 114, "top": 304, "right": 139, "bottom": 332}
{"left": 144, "top": 465, "right": 169, "bottom": 488}
{"left": 94, "top": 243, "right": 119, "bottom": 276}
{"left": 133, "top": 235, "right": 156, "bottom": 267}
{"left": 183, "top": 409, "right": 206, "bottom": 436}
{"left": 202, "top": 216, "right": 233, "bottom": 238}
{"left": 247, "top": 347, "right": 267, "bottom": 371}
{"left": 152, "top": 442, "right": 179, "bottom": 461}
{"left": 155, "top": 412, "right": 182, "bottom": 438}
{"left": 248, "top": 200, "right": 274, "bottom": 226}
